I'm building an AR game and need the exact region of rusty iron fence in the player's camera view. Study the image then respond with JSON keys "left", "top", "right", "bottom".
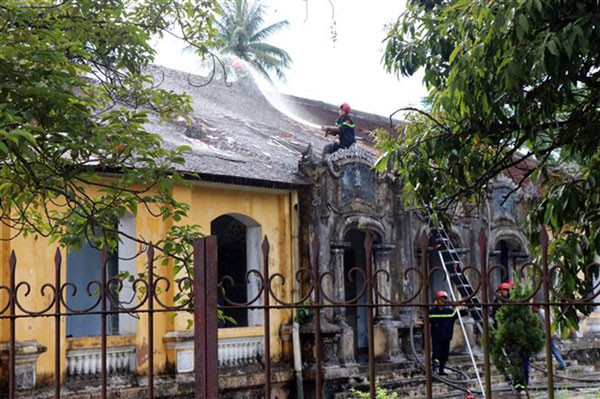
{"left": 1, "top": 228, "right": 599, "bottom": 399}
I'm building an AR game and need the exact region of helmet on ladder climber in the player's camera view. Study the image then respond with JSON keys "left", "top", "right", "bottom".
{"left": 435, "top": 290, "right": 449, "bottom": 299}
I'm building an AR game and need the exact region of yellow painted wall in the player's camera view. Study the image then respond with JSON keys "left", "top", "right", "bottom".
{"left": 174, "top": 183, "right": 295, "bottom": 363}
{"left": 0, "top": 180, "right": 298, "bottom": 385}
{"left": 2, "top": 231, "right": 65, "bottom": 386}
{"left": 0, "top": 224, "right": 11, "bottom": 343}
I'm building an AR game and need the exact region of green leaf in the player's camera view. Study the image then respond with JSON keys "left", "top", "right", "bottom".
{"left": 547, "top": 39, "right": 560, "bottom": 55}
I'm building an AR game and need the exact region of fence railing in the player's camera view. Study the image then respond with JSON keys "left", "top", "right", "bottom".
{"left": 0, "top": 228, "right": 599, "bottom": 399}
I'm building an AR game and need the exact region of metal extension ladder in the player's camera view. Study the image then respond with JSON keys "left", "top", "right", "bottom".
{"left": 426, "top": 208, "right": 486, "bottom": 396}
{"left": 430, "top": 226, "right": 484, "bottom": 335}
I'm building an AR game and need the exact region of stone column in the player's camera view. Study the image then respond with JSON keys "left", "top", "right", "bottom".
{"left": 372, "top": 244, "right": 402, "bottom": 361}
{"left": 373, "top": 244, "right": 395, "bottom": 320}
{"left": 329, "top": 242, "right": 350, "bottom": 324}
{"left": 329, "top": 242, "right": 355, "bottom": 366}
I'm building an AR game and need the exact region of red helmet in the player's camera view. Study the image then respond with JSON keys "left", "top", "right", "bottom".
{"left": 435, "top": 290, "right": 448, "bottom": 299}
{"left": 503, "top": 279, "right": 516, "bottom": 288}
{"left": 497, "top": 282, "right": 512, "bottom": 290}
{"left": 339, "top": 103, "right": 351, "bottom": 113}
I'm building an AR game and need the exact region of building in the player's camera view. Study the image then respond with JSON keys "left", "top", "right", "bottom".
{"left": 1, "top": 64, "right": 599, "bottom": 398}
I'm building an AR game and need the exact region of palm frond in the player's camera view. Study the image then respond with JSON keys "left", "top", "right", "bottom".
{"left": 243, "top": 1, "right": 265, "bottom": 37}
{"left": 250, "top": 20, "right": 289, "bottom": 43}
{"left": 213, "top": 0, "right": 292, "bottom": 81}
{"left": 249, "top": 42, "right": 291, "bottom": 66}
{"left": 248, "top": 58, "right": 273, "bottom": 83}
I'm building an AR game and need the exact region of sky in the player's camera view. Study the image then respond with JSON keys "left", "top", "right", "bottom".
{"left": 154, "top": 0, "right": 428, "bottom": 117}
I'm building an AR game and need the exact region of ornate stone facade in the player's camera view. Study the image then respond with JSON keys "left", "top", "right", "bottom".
{"left": 297, "top": 146, "right": 533, "bottom": 393}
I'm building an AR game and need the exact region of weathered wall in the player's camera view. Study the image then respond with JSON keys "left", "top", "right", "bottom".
{"left": 0, "top": 179, "right": 298, "bottom": 387}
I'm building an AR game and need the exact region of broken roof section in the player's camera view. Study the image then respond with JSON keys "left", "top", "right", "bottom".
{"left": 147, "top": 65, "right": 393, "bottom": 188}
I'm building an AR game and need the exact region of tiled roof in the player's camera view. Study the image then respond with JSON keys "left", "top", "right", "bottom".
{"left": 146, "top": 65, "right": 391, "bottom": 187}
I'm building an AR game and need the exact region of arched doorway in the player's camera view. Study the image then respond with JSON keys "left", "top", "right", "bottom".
{"left": 211, "top": 213, "right": 262, "bottom": 328}
{"left": 343, "top": 229, "right": 380, "bottom": 360}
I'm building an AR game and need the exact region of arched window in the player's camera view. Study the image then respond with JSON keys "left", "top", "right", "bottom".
{"left": 492, "top": 239, "right": 528, "bottom": 287}
{"left": 211, "top": 214, "right": 262, "bottom": 328}
{"left": 66, "top": 215, "right": 137, "bottom": 337}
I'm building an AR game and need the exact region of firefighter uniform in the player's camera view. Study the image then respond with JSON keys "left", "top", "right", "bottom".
{"left": 323, "top": 103, "right": 356, "bottom": 155}
{"left": 429, "top": 305, "right": 459, "bottom": 375}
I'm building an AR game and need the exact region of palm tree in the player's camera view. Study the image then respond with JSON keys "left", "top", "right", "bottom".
{"left": 215, "top": 0, "right": 292, "bottom": 82}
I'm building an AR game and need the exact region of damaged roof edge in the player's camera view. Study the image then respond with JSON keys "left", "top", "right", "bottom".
{"left": 93, "top": 166, "right": 311, "bottom": 191}
{"left": 181, "top": 171, "right": 311, "bottom": 190}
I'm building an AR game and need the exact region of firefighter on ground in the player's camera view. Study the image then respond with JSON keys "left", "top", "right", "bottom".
{"left": 321, "top": 102, "right": 356, "bottom": 156}
{"left": 491, "top": 282, "right": 512, "bottom": 329}
{"left": 429, "top": 290, "right": 465, "bottom": 375}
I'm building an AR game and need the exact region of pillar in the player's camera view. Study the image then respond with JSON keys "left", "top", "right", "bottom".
{"left": 372, "top": 244, "right": 402, "bottom": 361}
{"left": 373, "top": 244, "right": 395, "bottom": 320}
{"left": 329, "top": 242, "right": 350, "bottom": 324}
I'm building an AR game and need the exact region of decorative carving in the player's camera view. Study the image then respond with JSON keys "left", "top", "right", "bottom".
{"left": 0, "top": 341, "right": 46, "bottom": 390}
{"left": 340, "top": 163, "right": 376, "bottom": 203}
{"left": 301, "top": 143, "right": 318, "bottom": 164}
{"left": 491, "top": 182, "right": 517, "bottom": 221}
{"left": 325, "top": 144, "right": 374, "bottom": 178}
{"left": 326, "top": 144, "right": 372, "bottom": 165}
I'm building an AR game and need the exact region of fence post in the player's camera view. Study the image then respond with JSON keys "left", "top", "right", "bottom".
{"left": 193, "top": 238, "right": 206, "bottom": 399}
{"left": 419, "top": 232, "right": 432, "bottom": 399}
{"left": 478, "top": 228, "right": 492, "bottom": 398}
{"left": 205, "top": 236, "right": 218, "bottom": 399}
{"left": 311, "top": 235, "right": 323, "bottom": 399}
{"left": 540, "top": 227, "right": 554, "bottom": 399}
{"left": 101, "top": 250, "right": 108, "bottom": 399}
{"left": 9, "top": 251, "right": 16, "bottom": 399}
{"left": 146, "top": 246, "right": 155, "bottom": 399}
{"left": 262, "top": 237, "right": 271, "bottom": 398}
{"left": 54, "top": 249, "right": 62, "bottom": 399}
{"left": 194, "top": 236, "right": 218, "bottom": 399}
{"left": 364, "top": 233, "right": 376, "bottom": 399}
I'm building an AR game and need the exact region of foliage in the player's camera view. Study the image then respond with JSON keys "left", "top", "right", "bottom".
{"left": 293, "top": 300, "right": 313, "bottom": 325}
{"left": 377, "top": 0, "right": 600, "bottom": 328}
{"left": 0, "top": 0, "right": 219, "bottom": 259}
{"left": 214, "top": 0, "right": 291, "bottom": 81}
{"left": 350, "top": 385, "right": 398, "bottom": 399}
{"left": 490, "top": 285, "right": 544, "bottom": 388}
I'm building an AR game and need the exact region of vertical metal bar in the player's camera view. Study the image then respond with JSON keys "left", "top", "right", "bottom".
{"left": 147, "top": 245, "right": 155, "bottom": 399}
{"left": 101, "top": 250, "right": 108, "bottom": 399}
{"left": 55, "top": 249, "right": 62, "bottom": 399}
{"left": 311, "top": 236, "right": 322, "bottom": 399}
{"left": 419, "top": 233, "right": 432, "bottom": 399}
{"left": 364, "top": 233, "right": 375, "bottom": 399}
{"left": 540, "top": 227, "right": 554, "bottom": 399}
{"left": 262, "top": 237, "right": 271, "bottom": 398}
{"left": 478, "top": 228, "right": 492, "bottom": 399}
{"left": 205, "top": 236, "right": 219, "bottom": 399}
{"left": 193, "top": 238, "right": 207, "bottom": 399}
{"left": 8, "top": 251, "right": 16, "bottom": 399}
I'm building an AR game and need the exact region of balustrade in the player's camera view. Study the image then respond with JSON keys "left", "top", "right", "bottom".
{"left": 66, "top": 346, "right": 136, "bottom": 378}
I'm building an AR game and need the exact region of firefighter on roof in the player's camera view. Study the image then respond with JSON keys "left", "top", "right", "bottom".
{"left": 321, "top": 102, "right": 356, "bottom": 156}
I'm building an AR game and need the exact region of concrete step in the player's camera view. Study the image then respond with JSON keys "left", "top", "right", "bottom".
{"left": 334, "top": 358, "right": 600, "bottom": 399}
